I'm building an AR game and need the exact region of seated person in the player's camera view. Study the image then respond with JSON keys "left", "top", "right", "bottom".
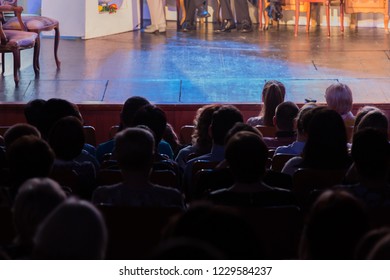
{"left": 96, "top": 96, "right": 174, "bottom": 162}
{"left": 263, "top": 101, "right": 299, "bottom": 149}
{"left": 282, "top": 107, "right": 351, "bottom": 176}
{"left": 325, "top": 82, "right": 355, "bottom": 127}
{"left": 208, "top": 131, "right": 295, "bottom": 207}
{"left": 92, "top": 128, "right": 185, "bottom": 208}
{"left": 340, "top": 128, "right": 390, "bottom": 208}
{"left": 183, "top": 105, "right": 243, "bottom": 198}
{"left": 274, "top": 103, "right": 317, "bottom": 155}
{"left": 247, "top": 80, "right": 285, "bottom": 127}
{"left": 176, "top": 104, "right": 221, "bottom": 171}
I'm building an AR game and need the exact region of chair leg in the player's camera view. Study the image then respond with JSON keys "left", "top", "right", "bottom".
{"left": 33, "top": 40, "right": 40, "bottom": 76}
{"left": 258, "top": 0, "right": 263, "bottom": 30}
{"left": 295, "top": 0, "right": 300, "bottom": 36}
{"left": 35, "top": 36, "right": 41, "bottom": 71}
{"left": 54, "top": 25, "right": 61, "bottom": 69}
{"left": 306, "top": 3, "right": 311, "bottom": 33}
{"left": 385, "top": 14, "right": 389, "bottom": 34}
{"left": 340, "top": 0, "right": 344, "bottom": 32}
{"left": 12, "top": 49, "right": 20, "bottom": 86}
{"left": 325, "top": 0, "right": 330, "bottom": 36}
{"left": 1, "top": 53, "right": 4, "bottom": 74}
{"left": 264, "top": 6, "right": 270, "bottom": 30}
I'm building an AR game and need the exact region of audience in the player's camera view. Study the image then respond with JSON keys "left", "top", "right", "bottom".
{"left": 183, "top": 105, "right": 243, "bottom": 198}
{"left": 274, "top": 103, "right": 317, "bottom": 155}
{"left": 247, "top": 80, "right": 285, "bottom": 126}
{"left": 325, "top": 82, "right": 355, "bottom": 127}
{"left": 299, "top": 189, "right": 369, "bottom": 259}
{"left": 208, "top": 131, "right": 295, "bottom": 207}
{"left": 282, "top": 107, "right": 350, "bottom": 176}
{"left": 92, "top": 127, "right": 184, "bottom": 208}
{"left": 3, "top": 123, "right": 41, "bottom": 150}
{"left": 341, "top": 128, "right": 390, "bottom": 208}
{"left": 9, "top": 178, "right": 66, "bottom": 259}
{"left": 33, "top": 199, "right": 107, "bottom": 259}
{"left": 263, "top": 101, "right": 299, "bottom": 148}
{"left": 48, "top": 116, "right": 97, "bottom": 199}
{"left": 6, "top": 136, "right": 55, "bottom": 200}
{"left": 175, "top": 104, "right": 222, "bottom": 171}
{"left": 2, "top": 96, "right": 390, "bottom": 260}
{"left": 164, "top": 203, "right": 263, "bottom": 259}
{"left": 96, "top": 97, "right": 174, "bottom": 162}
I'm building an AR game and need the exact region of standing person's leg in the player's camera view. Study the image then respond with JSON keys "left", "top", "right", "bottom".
{"left": 182, "top": 0, "right": 198, "bottom": 31}
{"left": 216, "top": 0, "right": 236, "bottom": 32}
{"left": 220, "top": 0, "right": 234, "bottom": 20}
{"left": 234, "top": 0, "right": 252, "bottom": 32}
{"left": 145, "top": 0, "right": 166, "bottom": 33}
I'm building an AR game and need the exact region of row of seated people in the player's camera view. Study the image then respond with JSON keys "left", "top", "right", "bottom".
{"left": 1, "top": 180, "right": 390, "bottom": 260}
{"left": 0, "top": 79, "right": 390, "bottom": 258}
{"left": 0, "top": 85, "right": 388, "bottom": 204}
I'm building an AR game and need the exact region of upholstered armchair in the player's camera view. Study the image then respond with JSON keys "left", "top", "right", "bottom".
{"left": 0, "top": 4, "right": 39, "bottom": 86}
{"left": 1, "top": 0, "right": 60, "bottom": 69}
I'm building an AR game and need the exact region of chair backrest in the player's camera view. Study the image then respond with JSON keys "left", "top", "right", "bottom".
{"left": 179, "top": 125, "right": 194, "bottom": 145}
{"left": 292, "top": 168, "right": 347, "bottom": 207}
{"left": 97, "top": 168, "right": 179, "bottom": 190}
{"left": 97, "top": 169, "right": 122, "bottom": 186}
{"left": 98, "top": 205, "right": 183, "bottom": 259}
{"left": 0, "top": 126, "right": 10, "bottom": 137}
{"left": 194, "top": 168, "right": 234, "bottom": 199}
{"left": 83, "top": 125, "right": 96, "bottom": 147}
{"left": 150, "top": 169, "right": 178, "bottom": 190}
{"left": 271, "top": 153, "right": 296, "bottom": 172}
{"left": 0, "top": 206, "right": 15, "bottom": 246}
{"left": 255, "top": 125, "right": 276, "bottom": 137}
{"left": 191, "top": 160, "right": 219, "bottom": 178}
{"left": 109, "top": 125, "right": 119, "bottom": 139}
{"left": 234, "top": 206, "right": 303, "bottom": 259}
{"left": 293, "top": 168, "right": 347, "bottom": 194}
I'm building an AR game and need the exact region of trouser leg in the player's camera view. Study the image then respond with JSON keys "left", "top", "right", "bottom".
{"left": 220, "top": 0, "right": 234, "bottom": 20}
{"left": 234, "top": 0, "right": 251, "bottom": 22}
{"left": 146, "top": 0, "right": 166, "bottom": 26}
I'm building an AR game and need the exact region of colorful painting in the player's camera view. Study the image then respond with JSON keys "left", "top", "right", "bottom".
{"left": 98, "top": 0, "right": 124, "bottom": 14}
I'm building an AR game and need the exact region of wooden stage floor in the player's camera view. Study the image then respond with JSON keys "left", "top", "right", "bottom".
{"left": 1, "top": 22, "right": 390, "bottom": 105}
{"left": 1, "top": 23, "right": 390, "bottom": 143}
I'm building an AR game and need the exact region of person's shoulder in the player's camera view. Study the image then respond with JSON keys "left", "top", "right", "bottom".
{"left": 247, "top": 116, "right": 263, "bottom": 126}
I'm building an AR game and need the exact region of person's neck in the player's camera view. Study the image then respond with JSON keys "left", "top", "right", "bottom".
{"left": 122, "top": 171, "right": 151, "bottom": 187}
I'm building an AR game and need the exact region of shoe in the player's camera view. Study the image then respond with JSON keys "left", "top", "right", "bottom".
{"left": 197, "top": 5, "right": 210, "bottom": 18}
{"left": 145, "top": 24, "right": 154, "bottom": 29}
{"left": 182, "top": 21, "right": 196, "bottom": 32}
{"left": 240, "top": 20, "right": 253, "bottom": 33}
{"left": 215, "top": 19, "right": 236, "bottom": 33}
{"left": 144, "top": 24, "right": 166, "bottom": 33}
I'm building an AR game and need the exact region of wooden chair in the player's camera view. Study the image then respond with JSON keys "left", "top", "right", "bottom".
{"left": 0, "top": 5, "right": 38, "bottom": 86}
{"left": 83, "top": 125, "right": 96, "bottom": 147}
{"left": 98, "top": 205, "right": 183, "bottom": 259}
{"left": 271, "top": 153, "right": 296, "bottom": 172}
{"left": 255, "top": 125, "right": 276, "bottom": 137}
{"left": 345, "top": 0, "right": 389, "bottom": 33}
{"left": 1, "top": 0, "right": 60, "bottom": 69}
{"left": 179, "top": 125, "right": 194, "bottom": 145}
{"left": 294, "top": 0, "right": 344, "bottom": 36}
